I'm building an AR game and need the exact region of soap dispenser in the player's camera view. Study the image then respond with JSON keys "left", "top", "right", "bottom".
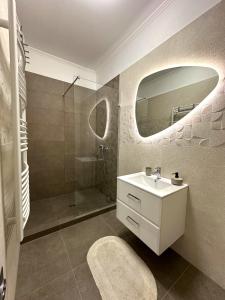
{"left": 171, "top": 172, "right": 183, "bottom": 186}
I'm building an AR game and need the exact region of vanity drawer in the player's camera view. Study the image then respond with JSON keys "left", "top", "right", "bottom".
{"left": 117, "top": 200, "right": 160, "bottom": 254}
{"left": 117, "top": 179, "right": 161, "bottom": 226}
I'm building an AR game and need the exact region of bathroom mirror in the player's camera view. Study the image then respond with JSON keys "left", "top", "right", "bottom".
{"left": 89, "top": 99, "right": 107, "bottom": 139}
{"left": 136, "top": 66, "right": 219, "bottom": 137}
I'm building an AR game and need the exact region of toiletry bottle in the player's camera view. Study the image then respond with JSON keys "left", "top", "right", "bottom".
{"left": 171, "top": 172, "right": 183, "bottom": 186}
{"left": 145, "top": 167, "right": 152, "bottom": 176}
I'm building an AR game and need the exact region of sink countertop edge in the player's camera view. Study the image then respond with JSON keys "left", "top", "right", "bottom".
{"left": 117, "top": 172, "right": 188, "bottom": 199}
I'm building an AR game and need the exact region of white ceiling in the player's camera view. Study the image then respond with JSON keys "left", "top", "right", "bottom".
{"left": 16, "top": 0, "right": 165, "bottom": 68}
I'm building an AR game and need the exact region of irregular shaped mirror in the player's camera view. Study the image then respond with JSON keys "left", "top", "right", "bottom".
{"left": 136, "top": 66, "right": 219, "bottom": 137}
{"left": 89, "top": 99, "right": 107, "bottom": 139}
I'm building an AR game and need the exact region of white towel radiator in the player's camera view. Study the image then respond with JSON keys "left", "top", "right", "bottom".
{"left": 0, "top": 0, "right": 30, "bottom": 240}
{"left": 17, "top": 17, "right": 30, "bottom": 232}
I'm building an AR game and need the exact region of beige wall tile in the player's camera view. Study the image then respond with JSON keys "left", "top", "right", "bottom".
{"left": 30, "top": 168, "right": 65, "bottom": 186}
{"left": 64, "top": 96, "right": 74, "bottom": 113}
{"left": 28, "top": 154, "right": 65, "bottom": 172}
{"left": 118, "top": 1, "right": 225, "bottom": 289}
{"left": 64, "top": 112, "right": 75, "bottom": 127}
{"left": 26, "top": 72, "right": 65, "bottom": 95}
{"left": 27, "top": 90, "right": 64, "bottom": 112}
{"left": 27, "top": 107, "right": 64, "bottom": 126}
{"left": 29, "top": 123, "right": 64, "bottom": 141}
{"left": 28, "top": 141, "right": 64, "bottom": 157}
{"left": 29, "top": 182, "right": 67, "bottom": 201}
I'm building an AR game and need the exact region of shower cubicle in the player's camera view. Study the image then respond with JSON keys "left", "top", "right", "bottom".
{"left": 25, "top": 74, "right": 119, "bottom": 237}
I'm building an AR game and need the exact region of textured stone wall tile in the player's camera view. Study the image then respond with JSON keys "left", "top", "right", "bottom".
{"left": 211, "top": 121, "right": 222, "bottom": 130}
{"left": 199, "top": 138, "right": 209, "bottom": 146}
{"left": 175, "top": 139, "right": 191, "bottom": 147}
{"left": 176, "top": 132, "right": 183, "bottom": 139}
{"left": 169, "top": 132, "right": 176, "bottom": 141}
{"left": 212, "top": 94, "right": 225, "bottom": 112}
{"left": 209, "top": 129, "right": 225, "bottom": 146}
{"left": 191, "top": 137, "right": 204, "bottom": 145}
{"left": 221, "top": 112, "right": 225, "bottom": 129}
{"left": 211, "top": 111, "right": 223, "bottom": 122}
{"left": 183, "top": 125, "right": 192, "bottom": 140}
{"left": 192, "top": 122, "right": 210, "bottom": 138}
{"left": 201, "top": 104, "right": 212, "bottom": 114}
{"left": 192, "top": 114, "right": 201, "bottom": 124}
{"left": 159, "top": 138, "right": 170, "bottom": 145}
{"left": 182, "top": 119, "right": 192, "bottom": 126}
{"left": 201, "top": 112, "right": 211, "bottom": 122}
{"left": 176, "top": 124, "right": 184, "bottom": 132}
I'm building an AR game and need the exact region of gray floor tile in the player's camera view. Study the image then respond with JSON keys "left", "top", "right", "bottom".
{"left": 16, "top": 233, "right": 71, "bottom": 297}
{"left": 120, "top": 231, "right": 190, "bottom": 299}
{"left": 29, "top": 271, "right": 81, "bottom": 300}
{"left": 162, "top": 266, "right": 225, "bottom": 300}
{"left": 73, "top": 263, "right": 101, "bottom": 300}
{"left": 17, "top": 254, "right": 71, "bottom": 298}
{"left": 60, "top": 215, "right": 114, "bottom": 268}
{"left": 17, "top": 209, "right": 225, "bottom": 300}
{"left": 24, "top": 198, "right": 58, "bottom": 236}
{"left": 19, "top": 232, "right": 67, "bottom": 268}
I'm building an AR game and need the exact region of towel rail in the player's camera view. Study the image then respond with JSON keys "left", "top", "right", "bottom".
{"left": 171, "top": 103, "right": 199, "bottom": 125}
{"left": 21, "top": 163, "right": 29, "bottom": 228}
{"left": 17, "top": 15, "right": 30, "bottom": 233}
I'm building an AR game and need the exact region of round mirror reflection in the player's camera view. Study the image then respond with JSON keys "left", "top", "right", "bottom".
{"left": 89, "top": 99, "right": 107, "bottom": 139}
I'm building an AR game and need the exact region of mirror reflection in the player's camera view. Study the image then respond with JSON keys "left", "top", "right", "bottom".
{"left": 89, "top": 99, "right": 107, "bottom": 138}
{"left": 136, "top": 66, "right": 219, "bottom": 137}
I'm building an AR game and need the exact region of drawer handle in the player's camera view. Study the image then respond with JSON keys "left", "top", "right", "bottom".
{"left": 126, "top": 216, "right": 139, "bottom": 228}
{"left": 127, "top": 193, "right": 140, "bottom": 203}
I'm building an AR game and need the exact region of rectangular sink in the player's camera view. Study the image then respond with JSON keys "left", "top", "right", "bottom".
{"left": 118, "top": 172, "right": 188, "bottom": 198}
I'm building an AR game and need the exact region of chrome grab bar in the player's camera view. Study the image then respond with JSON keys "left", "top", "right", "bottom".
{"left": 127, "top": 193, "right": 140, "bottom": 203}
{"left": 126, "top": 216, "right": 139, "bottom": 228}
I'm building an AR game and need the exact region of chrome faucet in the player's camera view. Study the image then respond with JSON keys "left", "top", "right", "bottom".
{"left": 152, "top": 167, "right": 161, "bottom": 182}
{"left": 97, "top": 144, "right": 109, "bottom": 160}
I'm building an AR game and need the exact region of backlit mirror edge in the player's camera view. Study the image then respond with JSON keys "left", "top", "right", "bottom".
{"left": 88, "top": 98, "right": 110, "bottom": 140}
{"left": 134, "top": 63, "right": 222, "bottom": 142}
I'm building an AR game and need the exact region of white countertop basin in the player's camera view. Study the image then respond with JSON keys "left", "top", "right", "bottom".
{"left": 117, "top": 172, "right": 188, "bottom": 198}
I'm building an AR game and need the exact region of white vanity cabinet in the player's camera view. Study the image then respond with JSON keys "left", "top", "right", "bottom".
{"left": 116, "top": 172, "right": 188, "bottom": 255}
